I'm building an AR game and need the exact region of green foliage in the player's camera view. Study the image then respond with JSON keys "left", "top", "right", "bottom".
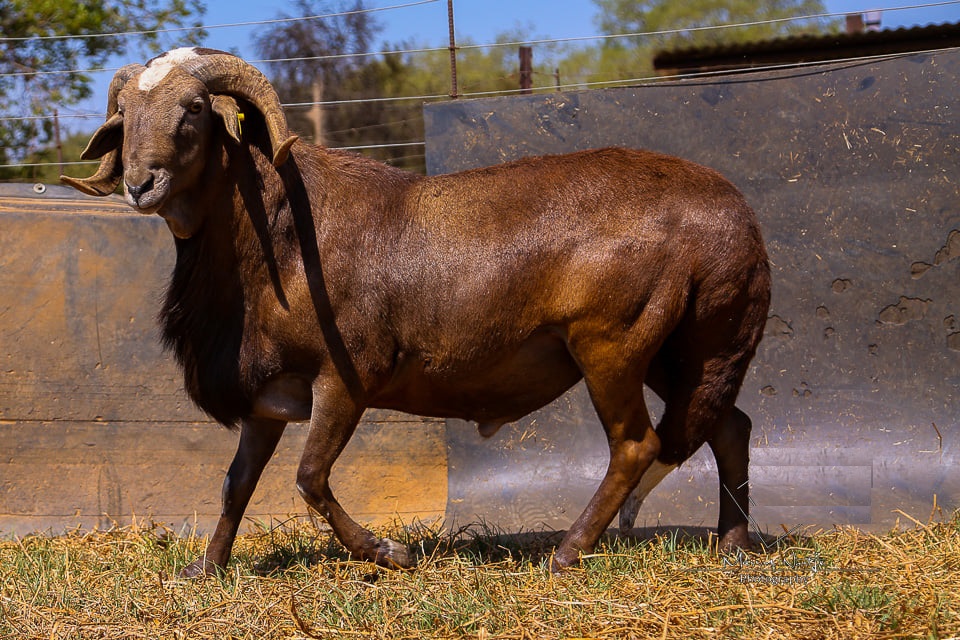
{"left": 552, "top": 0, "right": 836, "bottom": 85}
{"left": 254, "top": 1, "right": 408, "bottom": 163}
{"left": 253, "top": 2, "right": 546, "bottom": 172}
{"left": 330, "top": 45, "right": 444, "bottom": 170}
{"left": 594, "top": 0, "right": 833, "bottom": 49}
{"left": 558, "top": 41, "right": 647, "bottom": 86}
{"left": 254, "top": 0, "right": 379, "bottom": 99}
{"left": 9, "top": 130, "right": 92, "bottom": 184}
{"left": 0, "top": 0, "right": 206, "bottom": 179}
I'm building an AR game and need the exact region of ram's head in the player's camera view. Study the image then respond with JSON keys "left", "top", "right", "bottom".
{"left": 61, "top": 48, "right": 298, "bottom": 238}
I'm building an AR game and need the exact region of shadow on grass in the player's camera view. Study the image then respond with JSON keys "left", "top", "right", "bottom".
{"left": 243, "top": 516, "right": 813, "bottom": 576}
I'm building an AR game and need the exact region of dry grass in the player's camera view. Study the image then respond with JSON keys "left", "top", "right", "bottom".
{"left": 2, "top": 509, "right": 959, "bottom": 639}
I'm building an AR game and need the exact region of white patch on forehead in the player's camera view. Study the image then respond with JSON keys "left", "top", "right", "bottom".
{"left": 137, "top": 47, "right": 200, "bottom": 91}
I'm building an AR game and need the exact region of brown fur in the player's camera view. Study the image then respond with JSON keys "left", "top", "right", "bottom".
{"left": 62, "top": 52, "right": 770, "bottom": 576}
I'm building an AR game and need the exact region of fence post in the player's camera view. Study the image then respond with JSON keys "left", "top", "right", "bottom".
{"left": 519, "top": 46, "right": 533, "bottom": 94}
{"left": 447, "top": 0, "right": 458, "bottom": 99}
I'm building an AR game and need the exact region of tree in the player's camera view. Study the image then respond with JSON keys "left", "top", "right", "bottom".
{"left": 13, "top": 130, "right": 90, "bottom": 184}
{"left": 253, "top": 0, "right": 382, "bottom": 148}
{"left": 595, "top": 0, "right": 831, "bottom": 47}
{"left": 255, "top": 3, "right": 559, "bottom": 172}
{"left": 558, "top": 0, "right": 833, "bottom": 85}
{"left": 0, "top": 0, "right": 206, "bottom": 179}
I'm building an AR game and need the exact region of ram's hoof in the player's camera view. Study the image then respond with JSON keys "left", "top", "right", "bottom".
{"left": 548, "top": 548, "right": 580, "bottom": 573}
{"left": 373, "top": 538, "right": 412, "bottom": 569}
{"left": 180, "top": 556, "right": 221, "bottom": 579}
{"left": 717, "top": 524, "right": 753, "bottom": 553}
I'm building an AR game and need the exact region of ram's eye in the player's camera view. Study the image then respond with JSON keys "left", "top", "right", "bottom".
{"left": 187, "top": 101, "right": 204, "bottom": 114}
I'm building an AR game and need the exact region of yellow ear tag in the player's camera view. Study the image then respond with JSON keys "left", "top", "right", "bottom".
{"left": 236, "top": 112, "right": 245, "bottom": 136}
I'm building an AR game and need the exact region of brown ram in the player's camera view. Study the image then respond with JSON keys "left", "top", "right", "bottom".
{"left": 62, "top": 48, "right": 771, "bottom": 576}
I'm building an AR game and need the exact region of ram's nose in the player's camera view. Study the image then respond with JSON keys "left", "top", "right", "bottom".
{"left": 125, "top": 174, "right": 155, "bottom": 204}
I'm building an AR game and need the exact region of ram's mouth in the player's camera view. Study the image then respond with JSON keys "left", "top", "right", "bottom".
{"left": 125, "top": 170, "right": 172, "bottom": 214}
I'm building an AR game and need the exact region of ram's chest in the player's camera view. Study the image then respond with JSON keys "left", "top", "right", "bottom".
{"left": 236, "top": 295, "right": 324, "bottom": 383}
{"left": 237, "top": 312, "right": 282, "bottom": 377}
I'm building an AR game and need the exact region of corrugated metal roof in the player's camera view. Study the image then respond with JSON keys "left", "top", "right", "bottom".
{"left": 653, "top": 22, "right": 960, "bottom": 73}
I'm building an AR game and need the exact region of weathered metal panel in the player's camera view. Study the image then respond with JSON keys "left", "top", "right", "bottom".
{"left": 0, "top": 184, "right": 447, "bottom": 535}
{"left": 0, "top": 418, "right": 446, "bottom": 537}
{"left": 427, "top": 50, "right": 959, "bottom": 535}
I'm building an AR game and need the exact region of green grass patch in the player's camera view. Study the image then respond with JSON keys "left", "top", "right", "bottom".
{"left": 1, "top": 511, "right": 958, "bottom": 639}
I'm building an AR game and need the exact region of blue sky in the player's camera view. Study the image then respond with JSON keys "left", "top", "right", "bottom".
{"left": 196, "top": 0, "right": 960, "bottom": 51}
{"left": 197, "top": 0, "right": 960, "bottom": 50}
{"left": 67, "top": 0, "right": 960, "bottom": 125}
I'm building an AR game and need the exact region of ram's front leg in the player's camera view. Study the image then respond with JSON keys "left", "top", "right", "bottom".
{"left": 295, "top": 381, "right": 411, "bottom": 569}
{"left": 181, "top": 417, "right": 286, "bottom": 577}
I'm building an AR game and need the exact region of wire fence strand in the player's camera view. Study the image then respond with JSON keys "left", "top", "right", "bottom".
{"left": 3, "top": 0, "right": 958, "bottom": 171}
{"left": 0, "top": 0, "right": 441, "bottom": 43}
{"left": 3, "top": 45, "right": 953, "bottom": 171}
{"left": 5, "top": 0, "right": 957, "bottom": 82}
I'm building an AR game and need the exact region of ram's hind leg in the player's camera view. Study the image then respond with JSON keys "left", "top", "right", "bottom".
{"left": 647, "top": 351, "right": 756, "bottom": 555}
{"left": 708, "top": 406, "right": 752, "bottom": 551}
{"left": 617, "top": 403, "right": 752, "bottom": 549}
{"left": 617, "top": 458, "right": 677, "bottom": 536}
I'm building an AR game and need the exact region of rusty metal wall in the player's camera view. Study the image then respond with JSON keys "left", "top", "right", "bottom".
{"left": 426, "top": 50, "right": 960, "bottom": 536}
{"left": 0, "top": 184, "right": 447, "bottom": 536}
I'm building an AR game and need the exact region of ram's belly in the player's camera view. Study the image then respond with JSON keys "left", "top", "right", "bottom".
{"left": 371, "top": 329, "right": 582, "bottom": 424}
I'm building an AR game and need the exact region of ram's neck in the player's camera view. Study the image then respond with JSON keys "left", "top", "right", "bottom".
{"left": 159, "top": 139, "right": 422, "bottom": 425}
{"left": 159, "top": 146, "right": 264, "bottom": 426}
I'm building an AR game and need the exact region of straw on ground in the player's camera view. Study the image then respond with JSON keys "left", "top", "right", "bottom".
{"left": 1, "top": 509, "right": 958, "bottom": 639}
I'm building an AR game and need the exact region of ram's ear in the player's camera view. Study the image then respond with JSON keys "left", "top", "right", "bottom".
{"left": 80, "top": 112, "right": 124, "bottom": 160}
{"left": 60, "top": 113, "right": 125, "bottom": 197}
{"left": 211, "top": 94, "right": 243, "bottom": 144}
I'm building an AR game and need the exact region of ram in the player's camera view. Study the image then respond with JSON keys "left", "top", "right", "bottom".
{"left": 62, "top": 48, "right": 771, "bottom": 576}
